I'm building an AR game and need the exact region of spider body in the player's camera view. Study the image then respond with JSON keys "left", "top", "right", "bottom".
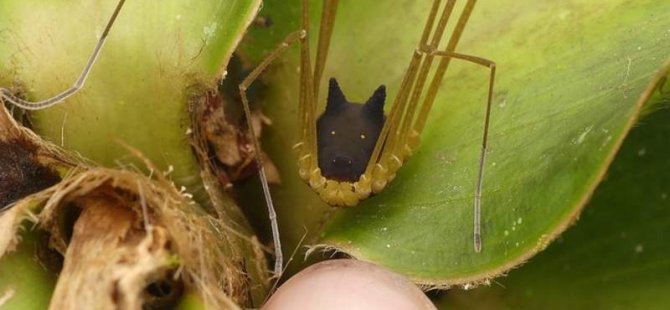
{"left": 317, "top": 79, "right": 386, "bottom": 183}
{"left": 299, "top": 78, "right": 390, "bottom": 206}
{"left": 280, "top": 0, "right": 496, "bottom": 251}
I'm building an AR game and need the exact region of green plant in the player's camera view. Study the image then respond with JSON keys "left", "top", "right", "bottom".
{"left": 0, "top": 0, "right": 668, "bottom": 308}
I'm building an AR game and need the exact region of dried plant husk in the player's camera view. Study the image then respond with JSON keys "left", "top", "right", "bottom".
{"left": 0, "top": 103, "right": 270, "bottom": 309}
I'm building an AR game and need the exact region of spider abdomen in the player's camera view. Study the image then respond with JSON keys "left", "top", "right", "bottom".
{"left": 316, "top": 78, "right": 386, "bottom": 182}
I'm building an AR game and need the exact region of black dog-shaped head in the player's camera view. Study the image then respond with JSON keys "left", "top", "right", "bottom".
{"left": 316, "top": 78, "right": 386, "bottom": 182}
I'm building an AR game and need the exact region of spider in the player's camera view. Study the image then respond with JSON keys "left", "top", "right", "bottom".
{"left": 238, "top": 0, "right": 496, "bottom": 265}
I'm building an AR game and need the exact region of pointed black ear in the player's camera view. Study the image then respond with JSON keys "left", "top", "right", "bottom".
{"left": 326, "top": 78, "right": 347, "bottom": 112}
{"left": 364, "top": 84, "right": 386, "bottom": 117}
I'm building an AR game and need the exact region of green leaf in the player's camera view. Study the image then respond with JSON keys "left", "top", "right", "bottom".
{"left": 0, "top": 229, "right": 56, "bottom": 310}
{"left": 241, "top": 0, "right": 670, "bottom": 284}
{"left": 0, "top": 0, "right": 261, "bottom": 204}
{"left": 437, "top": 65, "right": 670, "bottom": 309}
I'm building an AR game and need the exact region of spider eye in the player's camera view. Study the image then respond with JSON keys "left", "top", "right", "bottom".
{"left": 331, "top": 130, "right": 336, "bottom": 135}
{"left": 360, "top": 134, "right": 366, "bottom": 139}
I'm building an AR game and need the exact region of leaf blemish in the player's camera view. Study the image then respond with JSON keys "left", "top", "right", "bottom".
{"left": 575, "top": 126, "right": 594, "bottom": 145}
{"left": 203, "top": 22, "right": 219, "bottom": 44}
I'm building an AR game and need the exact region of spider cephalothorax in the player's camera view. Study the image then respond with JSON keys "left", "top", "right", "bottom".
{"left": 317, "top": 78, "right": 386, "bottom": 182}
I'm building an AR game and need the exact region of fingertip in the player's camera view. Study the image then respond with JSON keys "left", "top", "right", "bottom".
{"left": 263, "top": 259, "right": 435, "bottom": 310}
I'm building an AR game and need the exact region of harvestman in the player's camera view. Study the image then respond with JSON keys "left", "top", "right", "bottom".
{"left": 0, "top": 0, "right": 496, "bottom": 277}
{"left": 240, "top": 0, "right": 496, "bottom": 267}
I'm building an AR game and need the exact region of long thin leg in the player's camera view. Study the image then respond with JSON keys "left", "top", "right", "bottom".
{"left": 299, "top": 0, "right": 318, "bottom": 173}
{"left": 394, "top": 0, "right": 456, "bottom": 157}
{"left": 0, "top": 0, "right": 127, "bottom": 110}
{"left": 238, "top": 30, "right": 306, "bottom": 276}
{"left": 429, "top": 50, "right": 496, "bottom": 253}
{"left": 363, "top": 0, "right": 445, "bottom": 175}
{"left": 312, "top": 0, "right": 339, "bottom": 101}
{"left": 414, "top": 0, "right": 478, "bottom": 134}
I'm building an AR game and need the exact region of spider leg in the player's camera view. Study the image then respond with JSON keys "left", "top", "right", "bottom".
{"left": 362, "top": 0, "right": 458, "bottom": 192}
{"left": 238, "top": 30, "right": 305, "bottom": 277}
{"left": 365, "top": 0, "right": 495, "bottom": 252}
{"left": 0, "top": 0, "right": 127, "bottom": 110}
{"left": 414, "top": 0, "right": 479, "bottom": 134}
{"left": 426, "top": 49, "right": 496, "bottom": 253}
{"left": 393, "top": 0, "right": 457, "bottom": 159}
{"left": 362, "top": 0, "right": 446, "bottom": 181}
{"left": 296, "top": 0, "right": 316, "bottom": 176}
{"left": 394, "top": 0, "right": 490, "bottom": 253}
{"left": 313, "top": 0, "right": 339, "bottom": 101}
{"left": 296, "top": 0, "right": 342, "bottom": 192}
